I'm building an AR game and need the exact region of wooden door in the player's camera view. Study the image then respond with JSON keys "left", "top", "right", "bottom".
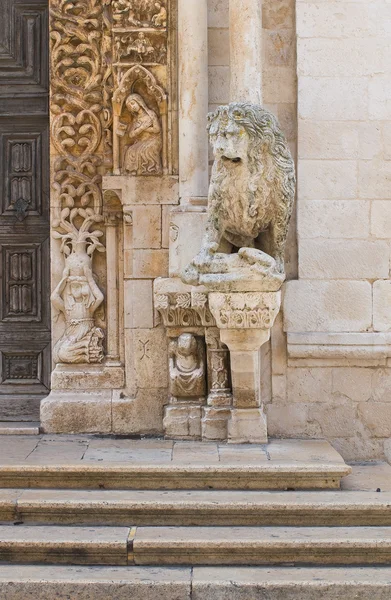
{"left": 0, "top": 0, "right": 50, "bottom": 420}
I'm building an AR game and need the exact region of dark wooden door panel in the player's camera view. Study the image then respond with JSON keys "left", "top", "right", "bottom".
{"left": 0, "top": 0, "right": 50, "bottom": 421}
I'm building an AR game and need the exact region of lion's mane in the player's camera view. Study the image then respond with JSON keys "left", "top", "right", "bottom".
{"left": 207, "top": 103, "right": 296, "bottom": 252}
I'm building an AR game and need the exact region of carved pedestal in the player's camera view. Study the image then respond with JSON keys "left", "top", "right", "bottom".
{"left": 154, "top": 278, "right": 214, "bottom": 440}
{"left": 209, "top": 291, "right": 281, "bottom": 444}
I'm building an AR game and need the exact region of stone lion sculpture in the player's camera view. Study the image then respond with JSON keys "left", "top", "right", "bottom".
{"left": 182, "top": 103, "right": 296, "bottom": 291}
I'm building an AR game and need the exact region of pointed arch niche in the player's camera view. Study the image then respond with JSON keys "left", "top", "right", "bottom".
{"left": 112, "top": 66, "right": 168, "bottom": 176}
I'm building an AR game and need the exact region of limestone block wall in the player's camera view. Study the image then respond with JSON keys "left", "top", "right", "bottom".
{"left": 279, "top": 0, "right": 391, "bottom": 459}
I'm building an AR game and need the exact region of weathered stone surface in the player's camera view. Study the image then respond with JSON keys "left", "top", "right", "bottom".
{"left": 133, "top": 329, "right": 168, "bottom": 389}
{"left": 358, "top": 403, "right": 391, "bottom": 438}
{"left": 284, "top": 281, "right": 372, "bottom": 333}
{"left": 132, "top": 206, "right": 162, "bottom": 250}
{"left": 299, "top": 77, "right": 368, "bottom": 121}
{"left": 0, "top": 436, "right": 350, "bottom": 490}
{"left": 374, "top": 281, "right": 391, "bottom": 332}
{"left": 164, "top": 405, "right": 203, "bottom": 440}
{"left": 193, "top": 566, "right": 391, "bottom": 600}
{"left": 371, "top": 201, "right": 391, "bottom": 238}
{"left": 0, "top": 525, "right": 130, "bottom": 565}
{"left": 208, "top": 29, "right": 230, "bottom": 67}
{"left": 133, "top": 249, "right": 169, "bottom": 279}
{"left": 228, "top": 409, "right": 268, "bottom": 444}
{"left": 299, "top": 160, "right": 357, "bottom": 200}
{"left": 41, "top": 392, "right": 112, "bottom": 434}
{"left": 0, "top": 566, "right": 190, "bottom": 600}
{"left": 299, "top": 201, "right": 370, "bottom": 239}
{"left": 112, "top": 390, "right": 166, "bottom": 436}
{"left": 124, "top": 281, "right": 154, "bottom": 329}
{"left": 299, "top": 240, "right": 389, "bottom": 280}
{"left": 134, "top": 525, "right": 391, "bottom": 565}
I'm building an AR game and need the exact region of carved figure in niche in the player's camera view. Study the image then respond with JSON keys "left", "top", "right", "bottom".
{"left": 117, "top": 93, "right": 162, "bottom": 175}
{"left": 182, "top": 103, "right": 296, "bottom": 291}
{"left": 152, "top": 2, "right": 167, "bottom": 26}
{"left": 169, "top": 334, "right": 206, "bottom": 401}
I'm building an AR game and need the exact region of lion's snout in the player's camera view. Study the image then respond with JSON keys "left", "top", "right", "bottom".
{"left": 222, "top": 155, "right": 242, "bottom": 164}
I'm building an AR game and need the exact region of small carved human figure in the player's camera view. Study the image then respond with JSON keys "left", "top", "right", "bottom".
{"left": 117, "top": 93, "right": 162, "bottom": 175}
{"left": 152, "top": 2, "right": 167, "bottom": 27}
{"left": 169, "top": 334, "right": 206, "bottom": 402}
{"left": 52, "top": 264, "right": 104, "bottom": 365}
{"left": 127, "top": 32, "right": 155, "bottom": 61}
{"left": 112, "top": 0, "right": 131, "bottom": 25}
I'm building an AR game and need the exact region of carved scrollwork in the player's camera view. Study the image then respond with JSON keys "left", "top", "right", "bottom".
{"left": 50, "top": 0, "right": 108, "bottom": 364}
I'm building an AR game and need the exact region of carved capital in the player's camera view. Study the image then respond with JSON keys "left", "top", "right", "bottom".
{"left": 104, "top": 210, "right": 122, "bottom": 227}
{"left": 155, "top": 291, "right": 215, "bottom": 328}
{"left": 208, "top": 292, "right": 281, "bottom": 330}
{"left": 123, "top": 208, "right": 133, "bottom": 226}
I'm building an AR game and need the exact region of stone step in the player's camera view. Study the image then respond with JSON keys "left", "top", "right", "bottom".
{"left": 133, "top": 525, "right": 391, "bottom": 565}
{"left": 0, "top": 422, "right": 40, "bottom": 436}
{"left": 0, "top": 565, "right": 391, "bottom": 600}
{"left": 3, "top": 489, "right": 391, "bottom": 527}
{"left": 2, "top": 524, "right": 391, "bottom": 566}
{"left": 0, "top": 525, "right": 132, "bottom": 565}
{"left": 0, "top": 461, "right": 350, "bottom": 490}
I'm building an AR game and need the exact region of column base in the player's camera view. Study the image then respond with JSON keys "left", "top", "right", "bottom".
{"left": 228, "top": 408, "right": 268, "bottom": 444}
{"left": 202, "top": 406, "right": 231, "bottom": 441}
{"left": 163, "top": 404, "right": 202, "bottom": 440}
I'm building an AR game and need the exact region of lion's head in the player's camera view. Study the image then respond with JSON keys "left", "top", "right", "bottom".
{"left": 207, "top": 102, "right": 295, "bottom": 207}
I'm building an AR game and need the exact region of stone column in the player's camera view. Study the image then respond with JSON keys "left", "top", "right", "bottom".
{"left": 209, "top": 292, "right": 281, "bottom": 444}
{"left": 229, "top": 0, "right": 262, "bottom": 103}
{"left": 104, "top": 211, "right": 121, "bottom": 364}
{"left": 202, "top": 328, "right": 233, "bottom": 441}
{"left": 178, "top": 0, "right": 209, "bottom": 205}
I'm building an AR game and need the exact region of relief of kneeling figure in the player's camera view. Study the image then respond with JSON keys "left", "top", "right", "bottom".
{"left": 117, "top": 93, "right": 162, "bottom": 176}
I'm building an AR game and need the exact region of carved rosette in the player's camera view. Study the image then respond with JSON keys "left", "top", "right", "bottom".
{"left": 155, "top": 291, "right": 215, "bottom": 328}
{"left": 208, "top": 292, "right": 281, "bottom": 330}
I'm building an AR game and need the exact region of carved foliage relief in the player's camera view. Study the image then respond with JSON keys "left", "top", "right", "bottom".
{"left": 50, "top": 0, "right": 107, "bottom": 364}
{"left": 50, "top": 0, "right": 176, "bottom": 363}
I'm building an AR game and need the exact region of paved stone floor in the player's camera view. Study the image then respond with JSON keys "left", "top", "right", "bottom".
{"left": 0, "top": 435, "right": 343, "bottom": 464}
{"left": 0, "top": 434, "right": 387, "bottom": 490}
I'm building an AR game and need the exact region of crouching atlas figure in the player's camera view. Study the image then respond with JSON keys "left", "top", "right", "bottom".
{"left": 182, "top": 103, "right": 296, "bottom": 291}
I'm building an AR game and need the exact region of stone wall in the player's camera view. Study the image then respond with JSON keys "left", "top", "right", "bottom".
{"left": 278, "top": 0, "right": 391, "bottom": 460}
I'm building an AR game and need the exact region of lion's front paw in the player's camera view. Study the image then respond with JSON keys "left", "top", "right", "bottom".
{"left": 239, "top": 247, "right": 276, "bottom": 269}
{"left": 181, "top": 263, "right": 200, "bottom": 286}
